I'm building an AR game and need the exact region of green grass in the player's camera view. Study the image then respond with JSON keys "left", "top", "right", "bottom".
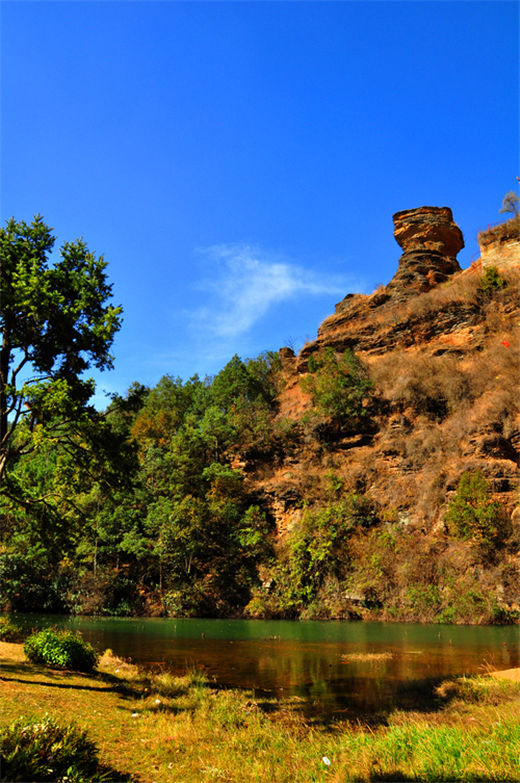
{"left": 1, "top": 641, "right": 519, "bottom": 782}
{"left": 1, "top": 713, "right": 102, "bottom": 782}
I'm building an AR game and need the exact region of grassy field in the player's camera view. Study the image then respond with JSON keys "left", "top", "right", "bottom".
{"left": 1, "top": 640, "right": 519, "bottom": 782}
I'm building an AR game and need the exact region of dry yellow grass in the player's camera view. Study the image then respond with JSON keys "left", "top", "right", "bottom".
{"left": 2, "top": 641, "right": 520, "bottom": 783}
{"left": 340, "top": 652, "right": 393, "bottom": 662}
{"left": 490, "top": 667, "right": 520, "bottom": 682}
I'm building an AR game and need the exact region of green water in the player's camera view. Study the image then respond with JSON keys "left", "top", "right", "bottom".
{"left": 16, "top": 615, "right": 520, "bottom": 719}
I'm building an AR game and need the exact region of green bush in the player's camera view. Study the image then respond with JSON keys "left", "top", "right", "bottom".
{"left": 301, "top": 347, "right": 373, "bottom": 425}
{"left": 0, "top": 714, "right": 100, "bottom": 782}
{"left": 265, "top": 495, "right": 378, "bottom": 614}
{"left": 445, "top": 470, "right": 504, "bottom": 551}
{"left": 481, "top": 265, "right": 506, "bottom": 295}
{"left": 405, "top": 584, "right": 442, "bottom": 617}
{"left": 0, "top": 616, "right": 24, "bottom": 642}
{"left": 24, "top": 629, "right": 98, "bottom": 672}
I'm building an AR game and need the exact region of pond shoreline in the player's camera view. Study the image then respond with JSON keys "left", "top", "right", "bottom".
{"left": 2, "top": 640, "right": 520, "bottom": 783}
{"left": 5, "top": 608, "right": 520, "bottom": 625}
{"left": 5, "top": 613, "right": 520, "bottom": 722}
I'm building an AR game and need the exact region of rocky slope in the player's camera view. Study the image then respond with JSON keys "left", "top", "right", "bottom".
{"left": 241, "top": 208, "right": 519, "bottom": 621}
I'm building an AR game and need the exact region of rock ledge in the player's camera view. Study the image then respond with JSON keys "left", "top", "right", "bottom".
{"left": 386, "top": 206, "right": 464, "bottom": 300}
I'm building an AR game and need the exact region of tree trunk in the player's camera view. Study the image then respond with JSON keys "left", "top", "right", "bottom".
{"left": 0, "top": 333, "right": 10, "bottom": 484}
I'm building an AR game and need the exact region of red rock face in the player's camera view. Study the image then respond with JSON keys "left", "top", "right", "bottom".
{"left": 296, "top": 206, "right": 468, "bottom": 367}
{"left": 264, "top": 215, "right": 519, "bottom": 556}
{"left": 393, "top": 206, "right": 464, "bottom": 256}
{"left": 386, "top": 206, "right": 464, "bottom": 300}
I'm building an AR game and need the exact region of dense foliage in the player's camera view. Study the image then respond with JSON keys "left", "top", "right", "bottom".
{"left": 0, "top": 714, "right": 101, "bottom": 783}
{"left": 247, "top": 494, "right": 379, "bottom": 619}
{"left": 24, "top": 629, "right": 98, "bottom": 672}
{"left": 301, "top": 347, "right": 374, "bottom": 429}
{"left": 1, "top": 352, "right": 281, "bottom": 617}
{"left": 0, "top": 216, "right": 122, "bottom": 493}
{"left": 445, "top": 470, "right": 504, "bottom": 552}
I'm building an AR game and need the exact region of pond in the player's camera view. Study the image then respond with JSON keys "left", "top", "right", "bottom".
{"left": 16, "top": 615, "right": 520, "bottom": 720}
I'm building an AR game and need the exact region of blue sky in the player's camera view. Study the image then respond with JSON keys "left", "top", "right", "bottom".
{"left": 2, "top": 1, "right": 518, "bottom": 406}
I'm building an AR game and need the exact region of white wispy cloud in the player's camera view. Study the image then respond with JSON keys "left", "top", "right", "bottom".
{"left": 189, "top": 243, "right": 358, "bottom": 339}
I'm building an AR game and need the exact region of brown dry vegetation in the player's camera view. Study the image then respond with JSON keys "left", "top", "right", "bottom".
{"left": 478, "top": 215, "right": 520, "bottom": 246}
{"left": 245, "top": 243, "right": 520, "bottom": 623}
{"left": 2, "top": 642, "right": 520, "bottom": 783}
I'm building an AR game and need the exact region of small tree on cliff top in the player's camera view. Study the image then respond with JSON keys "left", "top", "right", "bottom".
{"left": 499, "top": 191, "right": 520, "bottom": 217}
{"left": 0, "top": 215, "right": 122, "bottom": 493}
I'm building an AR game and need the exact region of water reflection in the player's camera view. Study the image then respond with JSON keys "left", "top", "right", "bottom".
{"left": 16, "top": 615, "right": 520, "bottom": 719}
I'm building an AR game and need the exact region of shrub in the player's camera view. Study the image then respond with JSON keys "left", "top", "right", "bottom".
{"left": 445, "top": 471, "right": 504, "bottom": 551}
{"left": 301, "top": 347, "right": 373, "bottom": 425}
{"left": 481, "top": 265, "right": 506, "bottom": 296}
{"left": 405, "top": 584, "right": 442, "bottom": 617}
{"left": 0, "top": 616, "right": 24, "bottom": 642}
{"left": 478, "top": 214, "right": 520, "bottom": 245}
{"left": 274, "top": 495, "right": 379, "bottom": 611}
{"left": 0, "top": 714, "right": 100, "bottom": 782}
{"left": 24, "top": 628, "right": 98, "bottom": 672}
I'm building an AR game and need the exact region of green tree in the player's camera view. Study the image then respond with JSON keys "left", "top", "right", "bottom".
{"left": 301, "top": 348, "right": 373, "bottom": 424}
{"left": 287, "top": 496, "right": 377, "bottom": 604}
{"left": 199, "top": 404, "right": 235, "bottom": 460}
{"left": 205, "top": 352, "right": 279, "bottom": 454}
{"left": 105, "top": 382, "right": 149, "bottom": 438}
{"left": 445, "top": 471, "right": 504, "bottom": 551}
{"left": 499, "top": 191, "right": 520, "bottom": 217}
{"left": 130, "top": 375, "right": 207, "bottom": 448}
{"left": 210, "top": 355, "right": 262, "bottom": 410}
{"left": 0, "top": 215, "right": 122, "bottom": 491}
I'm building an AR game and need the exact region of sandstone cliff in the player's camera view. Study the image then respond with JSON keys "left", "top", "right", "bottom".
{"left": 242, "top": 209, "right": 519, "bottom": 622}
{"left": 479, "top": 215, "right": 520, "bottom": 272}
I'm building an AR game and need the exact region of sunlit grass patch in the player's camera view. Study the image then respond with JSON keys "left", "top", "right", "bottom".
{"left": 315, "top": 716, "right": 520, "bottom": 782}
{"left": 1, "top": 642, "right": 520, "bottom": 782}
{"left": 435, "top": 673, "right": 520, "bottom": 705}
{"left": 340, "top": 651, "right": 394, "bottom": 662}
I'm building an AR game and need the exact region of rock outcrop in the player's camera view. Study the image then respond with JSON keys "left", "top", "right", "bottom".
{"left": 478, "top": 216, "right": 520, "bottom": 271}
{"left": 238, "top": 207, "right": 520, "bottom": 622}
{"left": 385, "top": 207, "right": 464, "bottom": 300}
{"left": 253, "top": 207, "right": 520, "bottom": 537}
{"left": 297, "top": 206, "right": 467, "bottom": 369}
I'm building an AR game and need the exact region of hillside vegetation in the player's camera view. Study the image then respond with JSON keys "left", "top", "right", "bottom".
{"left": 1, "top": 216, "right": 519, "bottom": 624}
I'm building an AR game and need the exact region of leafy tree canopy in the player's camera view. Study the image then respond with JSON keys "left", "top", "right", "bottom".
{"left": 210, "top": 354, "right": 264, "bottom": 410}
{"left": 0, "top": 215, "right": 122, "bottom": 491}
